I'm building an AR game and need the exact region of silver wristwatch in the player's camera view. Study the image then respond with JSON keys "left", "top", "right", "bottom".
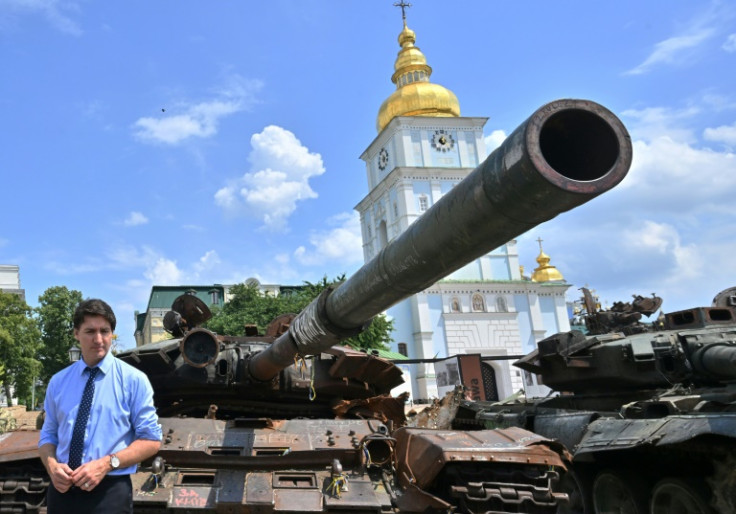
{"left": 110, "top": 453, "right": 120, "bottom": 470}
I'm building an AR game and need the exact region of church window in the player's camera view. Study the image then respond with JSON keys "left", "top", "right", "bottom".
{"left": 413, "top": 71, "right": 419, "bottom": 82}
{"left": 378, "top": 220, "right": 388, "bottom": 249}
{"left": 393, "top": 202, "right": 398, "bottom": 218}
{"left": 419, "top": 195, "right": 428, "bottom": 212}
{"left": 398, "top": 342, "right": 408, "bottom": 357}
{"left": 472, "top": 293, "right": 486, "bottom": 312}
{"left": 496, "top": 296, "right": 508, "bottom": 312}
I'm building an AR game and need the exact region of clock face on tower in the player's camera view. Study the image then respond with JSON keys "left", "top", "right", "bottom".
{"left": 431, "top": 129, "right": 455, "bottom": 152}
{"left": 378, "top": 147, "right": 389, "bottom": 170}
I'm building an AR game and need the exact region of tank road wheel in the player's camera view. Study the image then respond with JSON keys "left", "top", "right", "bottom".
{"left": 650, "top": 478, "right": 713, "bottom": 514}
{"left": 558, "top": 469, "right": 594, "bottom": 514}
{"left": 592, "top": 470, "right": 648, "bottom": 514}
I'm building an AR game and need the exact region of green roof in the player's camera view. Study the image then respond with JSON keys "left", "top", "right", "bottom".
{"left": 376, "top": 349, "right": 408, "bottom": 360}
{"left": 147, "top": 285, "right": 225, "bottom": 310}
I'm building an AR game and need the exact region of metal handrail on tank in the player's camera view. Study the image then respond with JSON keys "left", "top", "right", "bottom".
{"left": 247, "top": 99, "right": 633, "bottom": 381}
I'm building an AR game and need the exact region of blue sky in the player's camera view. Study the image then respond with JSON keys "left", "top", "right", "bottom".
{"left": 2, "top": 1, "right": 735, "bottom": 349}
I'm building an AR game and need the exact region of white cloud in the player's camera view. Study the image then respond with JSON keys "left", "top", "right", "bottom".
{"left": 132, "top": 76, "right": 262, "bottom": 145}
{"left": 620, "top": 221, "right": 701, "bottom": 280}
{"left": 723, "top": 33, "right": 736, "bottom": 52}
{"left": 1, "top": 0, "right": 82, "bottom": 35}
{"left": 626, "top": 28, "right": 715, "bottom": 75}
{"left": 215, "top": 125, "right": 325, "bottom": 231}
{"left": 112, "top": 246, "right": 218, "bottom": 285}
{"left": 294, "top": 212, "right": 364, "bottom": 266}
{"left": 144, "top": 258, "right": 182, "bottom": 285}
{"left": 106, "top": 245, "right": 160, "bottom": 269}
{"left": 704, "top": 122, "right": 736, "bottom": 147}
{"left": 621, "top": 106, "right": 700, "bottom": 143}
{"left": 103, "top": 245, "right": 221, "bottom": 286}
{"left": 622, "top": 135, "right": 736, "bottom": 215}
{"left": 623, "top": 3, "right": 733, "bottom": 75}
{"left": 190, "top": 250, "right": 221, "bottom": 281}
{"left": 123, "top": 211, "right": 149, "bottom": 227}
{"left": 701, "top": 93, "right": 736, "bottom": 112}
{"left": 134, "top": 101, "right": 240, "bottom": 144}
{"left": 484, "top": 130, "right": 507, "bottom": 154}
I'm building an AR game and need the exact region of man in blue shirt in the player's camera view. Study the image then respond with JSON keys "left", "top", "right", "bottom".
{"left": 39, "top": 299, "right": 162, "bottom": 513}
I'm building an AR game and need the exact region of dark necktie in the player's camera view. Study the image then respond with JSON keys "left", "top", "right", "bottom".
{"left": 68, "top": 367, "right": 99, "bottom": 469}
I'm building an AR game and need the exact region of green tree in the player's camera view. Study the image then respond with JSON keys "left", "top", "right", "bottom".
{"left": 0, "top": 291, "right": 42, "bottom": 406}
{"left": 36, "top": 286, "right": 84, "bottom": 383}
{"left": 206, "top": 276, "right": 392, "bottom": 351}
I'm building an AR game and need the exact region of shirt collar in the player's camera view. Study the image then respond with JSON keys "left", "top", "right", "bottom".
{"left": 76, "top": 349, "right": 114, "bottom": 376}
{"left": 97, "top": 350, "right": 115, "bottom": 375}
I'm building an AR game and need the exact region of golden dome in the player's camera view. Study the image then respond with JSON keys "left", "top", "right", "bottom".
{"left": 376, "top": 22, "right": 460, "bottom": 132}
{"left": 531, "top": 239, "right": 565, "bottom": 283}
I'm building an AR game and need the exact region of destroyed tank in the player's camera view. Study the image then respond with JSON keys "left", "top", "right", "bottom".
{"left": 0, "top": 98, "right": 632, "bottom": 513}
{"left": 457, "top": 288, "right": 736, "bottom": 513}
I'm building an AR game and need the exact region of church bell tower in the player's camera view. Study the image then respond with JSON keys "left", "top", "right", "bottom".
{"left": 355, "top": 5, "right": 570, "bottom": 400}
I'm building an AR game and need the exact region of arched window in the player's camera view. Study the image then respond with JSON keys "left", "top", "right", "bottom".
{"left": 451, "top": 297, "right": 461, "bottom": 312}
{"left": 378, "top": 220, "right": 388, "bottom": 249}
{"left": 397, "top": 342, "right": 408, "bottom": 357}
{"left": 496, "top": 296, "right": 508, "bottom": 312}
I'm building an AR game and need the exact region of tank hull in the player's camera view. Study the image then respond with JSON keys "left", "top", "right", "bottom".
{"left": 459, "top": 305, "right": 736, "bottom": 513}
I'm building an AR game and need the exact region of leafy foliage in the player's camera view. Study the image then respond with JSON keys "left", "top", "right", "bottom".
{"left": 205, "top": 275, "right": 393, "bottom": 351}
{"left": 0, "top": 291, "right": 42, "bottom": 407}
{"left": 35, "top": 286, "right": 84, "bottom": 383}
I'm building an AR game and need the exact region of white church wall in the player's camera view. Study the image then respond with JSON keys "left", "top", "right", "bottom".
{"left": 539, "top": 295, "right": 561, "bottom": 335}
{"left": 388, "top": 299, "right": 415, "bottom": 358}
{"left": 427, "top": 294, "right": 448, "bottom": 359}
{"left": 447, "top": 261, "right": 482, "bottom": 281}
{"left": 442, "top": 312, "right": 524, "bottom": 397}
{"left": 410, "top": 130, "right": 423, "bottom": 166}
{"left": 514, "top": 294, "right": 537, "bottom": 354}
{"left": 490, "top": 256, "right": 512, "bottom": 280}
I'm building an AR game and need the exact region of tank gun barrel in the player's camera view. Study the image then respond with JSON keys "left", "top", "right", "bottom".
{"left": 249, "top": 99, "right": 633, "bottom": 381}
{"left": 691, "top": 343, "right": 736, "bottom": 380}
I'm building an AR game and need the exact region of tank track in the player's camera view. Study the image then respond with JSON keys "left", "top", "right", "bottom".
{"left": 0, "top": 463, "right": 48, "bottom": 514}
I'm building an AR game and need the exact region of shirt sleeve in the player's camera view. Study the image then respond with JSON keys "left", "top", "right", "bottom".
{"left": 38, "top": 376, "right": 60, "bottom": 448}
{"left": 129, "top": 372, "right": 163, "bottom": 442}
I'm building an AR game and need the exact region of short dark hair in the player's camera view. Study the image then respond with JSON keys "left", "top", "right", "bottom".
{"left": 73, "top": 299, "right": 116, "bottom": 331}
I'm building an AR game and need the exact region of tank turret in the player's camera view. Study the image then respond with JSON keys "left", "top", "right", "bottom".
{"left": 461, "top": 287, "right": 736, "bottom": 513}
{"left": 516, "top": 294, "right": 736, "bottom": 394}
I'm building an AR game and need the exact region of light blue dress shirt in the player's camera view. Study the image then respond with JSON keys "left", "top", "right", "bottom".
{"left": 39, "top": 351, "right": 162, "bottom": 475}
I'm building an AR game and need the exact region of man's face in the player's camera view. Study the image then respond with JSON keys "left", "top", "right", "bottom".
{"left": 74, "top": 315, "right": 113, "bottom": 366}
